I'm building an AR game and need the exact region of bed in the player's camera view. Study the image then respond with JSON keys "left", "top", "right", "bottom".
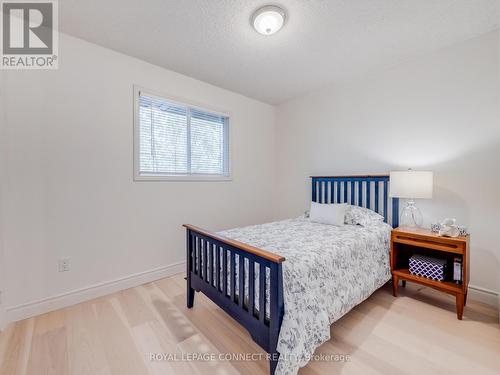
{"left": 183, "top": 175, "right": 399, "bottom": 375}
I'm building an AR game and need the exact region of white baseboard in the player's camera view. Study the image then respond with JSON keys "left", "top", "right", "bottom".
{"left": 5, "top": 261, "right": 186, "bottom": 324}
{"left": 3, "top": 264, "right": 497, "bottom": 325}
{"left": 468, "top": 284, "right": 499, "bottom": 308}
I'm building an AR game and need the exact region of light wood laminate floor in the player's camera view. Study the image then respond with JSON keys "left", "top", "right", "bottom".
{"left": 0, "top": 273, "right": 499, "bottom": 375}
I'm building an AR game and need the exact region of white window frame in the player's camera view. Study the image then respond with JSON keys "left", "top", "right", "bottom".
{"left": 133, "top": 85, "right": 232, "bottom": 181}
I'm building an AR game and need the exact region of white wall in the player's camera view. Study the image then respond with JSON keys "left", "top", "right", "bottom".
{"left": 498, "top": 29, "right": 500, "bottom": 317}
{"left": 3, "top": 29, "right": 499, "bottom": 322}
{"left": 0, "top": 71, "right": 6, "bottom": 330}
{"left": 2, "top": 34, "right": 275, "bottom": 319}
{"left": 275, "top": 31, "right": 500, "bottom": 300}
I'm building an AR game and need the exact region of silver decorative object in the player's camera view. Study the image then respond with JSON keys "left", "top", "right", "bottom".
{"left": 431, "top": 223, "right": 441, "bottom": 233}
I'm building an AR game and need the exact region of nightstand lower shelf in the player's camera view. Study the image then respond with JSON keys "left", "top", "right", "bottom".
{"left": 393, "top": 269, "right": 463, "bottom": 294}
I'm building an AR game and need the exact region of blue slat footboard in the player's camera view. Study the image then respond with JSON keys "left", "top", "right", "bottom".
{"left": 184, "top": 224, "right": 285, "bottom": 375}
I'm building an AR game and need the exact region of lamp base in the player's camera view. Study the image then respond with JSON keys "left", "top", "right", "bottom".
{"left": 400, "top": 200, "right": 423, "bottom": 228}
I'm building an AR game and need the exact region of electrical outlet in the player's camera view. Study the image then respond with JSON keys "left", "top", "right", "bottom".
{"left": 58, "top": 258, "right": 70, "bottom": 272}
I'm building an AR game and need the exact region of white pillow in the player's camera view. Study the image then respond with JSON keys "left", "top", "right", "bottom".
{"left": 309, "top": 202, "right": 347, "bottom": 226}
{"left": 344, "top": 205, "right": 384, "bottom": 226}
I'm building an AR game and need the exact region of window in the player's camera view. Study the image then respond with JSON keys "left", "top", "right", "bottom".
{"left": 134, "top": 88, "right": 230, "bottom": 180}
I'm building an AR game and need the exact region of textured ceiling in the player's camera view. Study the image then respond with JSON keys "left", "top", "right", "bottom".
{"left": 60, "top": 0, "right": 500, "bottom": 104}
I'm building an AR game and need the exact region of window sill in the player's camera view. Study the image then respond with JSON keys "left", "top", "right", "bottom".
{"left": 134, "top": 174, "right": 232, "bottom": 182}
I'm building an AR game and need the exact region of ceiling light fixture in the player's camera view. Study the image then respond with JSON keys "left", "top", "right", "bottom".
{"left": 252, "top": 5, "right": 286, "bottom": 36}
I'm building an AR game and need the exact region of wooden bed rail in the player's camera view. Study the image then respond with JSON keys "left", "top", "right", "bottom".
{"left": 183, "top": 224, "right": 285, "bottom": 263}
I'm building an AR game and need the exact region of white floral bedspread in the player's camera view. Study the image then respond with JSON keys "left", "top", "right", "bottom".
{"left": 219, "top": 216, "right": 392, "bottom": 375}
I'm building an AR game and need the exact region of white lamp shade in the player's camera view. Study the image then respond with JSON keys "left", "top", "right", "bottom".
{"left": 390, "top": 170, "right": 433, "bottom": 199}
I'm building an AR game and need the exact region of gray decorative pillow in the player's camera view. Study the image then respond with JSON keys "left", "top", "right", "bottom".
{"left": 345, "top": 205, "right": 384, "bottom": 226}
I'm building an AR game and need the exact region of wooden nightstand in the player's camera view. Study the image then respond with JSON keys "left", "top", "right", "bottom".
{"left": 391, "top": 227, "right": 470, "bottom": 320}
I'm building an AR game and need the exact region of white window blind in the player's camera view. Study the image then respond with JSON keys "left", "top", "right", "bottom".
{"left": 136, "top": 91, "right": 230, "bottom": 179}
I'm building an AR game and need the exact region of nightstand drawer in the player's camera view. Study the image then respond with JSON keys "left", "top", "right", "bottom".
{"left": 392, "top": 233, "right": 465, "bottom": 254}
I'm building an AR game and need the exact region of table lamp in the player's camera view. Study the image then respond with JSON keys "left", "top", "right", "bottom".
{"left": 390, "top": 169, "right": 433, "bottom": 228}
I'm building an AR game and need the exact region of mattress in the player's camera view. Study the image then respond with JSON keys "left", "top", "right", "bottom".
{"left": 218, "top": 216, "right": 392, "bottom": 375}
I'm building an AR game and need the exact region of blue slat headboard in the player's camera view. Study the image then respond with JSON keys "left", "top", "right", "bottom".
{"left": 311, "top": 175, "right": 399, "bottom": 228}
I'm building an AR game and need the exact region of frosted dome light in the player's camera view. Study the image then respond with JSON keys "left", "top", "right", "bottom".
{"left": 252, "top": 5, "right": 286, "bottom": 35}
